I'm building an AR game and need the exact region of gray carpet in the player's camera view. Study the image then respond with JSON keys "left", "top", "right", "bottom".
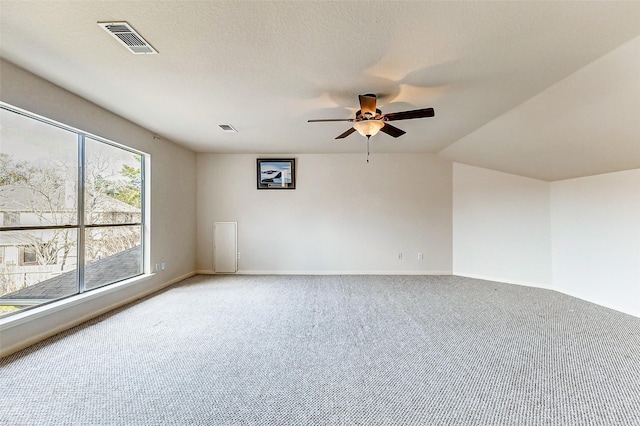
{"left": 1, "top": 275, "right": 639, "bottom": 425}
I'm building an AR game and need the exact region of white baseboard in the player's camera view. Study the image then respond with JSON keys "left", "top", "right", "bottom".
{"left": 454, "top": 272, "right": 638, "bottom": 318}
{"left": 195, "top": 270, "right": 452, "bottom": 276}
{"left": 197, "top": 270, "right": 452, "bottom": 276}
{"left": 552, "top": 287, "right": 639, "bottom": 318}
{"left": 453, "top": 272, "right": 553, "bottom": 290}
{"left": 235, "top": 270, "right": 453, "bottom": 276}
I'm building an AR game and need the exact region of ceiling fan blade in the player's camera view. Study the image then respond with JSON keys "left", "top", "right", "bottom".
{"left": 308, "top": 118, "right": 354, "bottom": 122}
{"left": 358, "top": 94, "right": 377, "bottom": 117}
{"left": 335, "top": 127, "right": 356, "bottom": 139}
{"left": 383, "top": 107, "right": 435, "bottom": 122}
{"left": 379, "top": 123, "right": 406, "bottom": 138}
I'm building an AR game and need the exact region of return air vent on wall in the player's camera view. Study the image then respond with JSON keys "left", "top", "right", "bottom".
{"left": 98, "top": 22, "right": 157, "bottom": 54}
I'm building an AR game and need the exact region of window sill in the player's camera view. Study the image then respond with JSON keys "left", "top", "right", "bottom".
{"left": 0, "top": 273, "right": 154, "bottom": 331}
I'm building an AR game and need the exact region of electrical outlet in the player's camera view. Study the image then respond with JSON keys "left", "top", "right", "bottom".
{"left": 418, "top": 253, "right": 423, "bottom": 260}
{"left": 161, "top": 261, "right": 166, "bottom": 271}
{"left": 237, "top": 252, "right": 241, "bottom": 259}
{"left": 398, "top": 252, "right": 403, "bottom": 260}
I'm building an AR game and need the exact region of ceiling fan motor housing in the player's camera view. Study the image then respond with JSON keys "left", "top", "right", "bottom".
{"left": 356, "top": 109, "right": 383, "bottom": 120}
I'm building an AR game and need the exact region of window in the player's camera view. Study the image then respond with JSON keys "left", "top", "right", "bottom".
{"left": 21, "top": 247, "right": 38, "bottom": 265}
{"left": 0, "top": 103, "right": 146, "bottom": 317}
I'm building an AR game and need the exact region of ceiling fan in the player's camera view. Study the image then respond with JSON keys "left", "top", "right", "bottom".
{"left": 308, "top": 93, "right": 435, "bottom": 140}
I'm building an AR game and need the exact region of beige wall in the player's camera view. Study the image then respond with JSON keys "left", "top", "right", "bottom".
{"left": 0, "top": 59, "right": 198, "bottom": 356}
{"left": 197, "top": 153, "right": 453, "bottom": 274}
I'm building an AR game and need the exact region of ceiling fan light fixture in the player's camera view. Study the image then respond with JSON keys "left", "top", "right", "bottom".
{"left": 353, "top": 120, "right": 384, "bottom": 138}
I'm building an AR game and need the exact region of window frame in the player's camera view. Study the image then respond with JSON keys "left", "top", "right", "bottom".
{"left": 0, "top": 102, "right": 147, "bottom": 316}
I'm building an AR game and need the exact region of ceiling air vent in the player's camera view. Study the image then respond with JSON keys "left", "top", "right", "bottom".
{"left": 98, "top": 22, "right": 157, "bottom": 54}
{"left": 219, "top": 124, "right": 238, "bottom": 132}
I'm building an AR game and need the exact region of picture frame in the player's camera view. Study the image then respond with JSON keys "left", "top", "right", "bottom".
{"left": 256, "top": 158, "right": 296, "bottom": 190}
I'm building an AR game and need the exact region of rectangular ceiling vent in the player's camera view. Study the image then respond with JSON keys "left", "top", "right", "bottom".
{"left": 98, "top": 22, "right": 157, "bottom": 54}
{"left": 219, "top": 124, "right": 238, "bottom": 132}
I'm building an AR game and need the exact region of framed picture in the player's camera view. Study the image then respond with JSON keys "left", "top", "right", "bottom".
{"left": 256, "top": 158, "right": 296, "bottom": 190}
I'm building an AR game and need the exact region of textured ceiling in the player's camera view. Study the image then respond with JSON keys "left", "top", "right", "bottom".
{"left": 1, "top": 1, "right": 639, "bottom": 181}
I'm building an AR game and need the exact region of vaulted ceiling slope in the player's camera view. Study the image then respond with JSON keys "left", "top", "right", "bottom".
{"left": 1, "top": 1, "right": 639, "bottom": 181}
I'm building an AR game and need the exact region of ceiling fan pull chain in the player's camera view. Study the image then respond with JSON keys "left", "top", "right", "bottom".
{"left": 367, "top": 136, "right": 370, "bottom": 163}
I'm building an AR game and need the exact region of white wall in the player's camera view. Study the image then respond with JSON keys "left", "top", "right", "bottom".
{"left": 551, "top": 169, "right": 640, "bottom": 316}
{"left": 197, "top": 153, "right": 452, "bottom": 274}
{"left": 0, "top": 59, "right": 198, "bottom": 357}
{"left": 452, "top": 163, "right": 552, "bottom": 287}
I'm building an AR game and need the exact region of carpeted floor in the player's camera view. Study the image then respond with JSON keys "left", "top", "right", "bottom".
{"left": 1, "top": 275, "right": 639, "bottom": 425}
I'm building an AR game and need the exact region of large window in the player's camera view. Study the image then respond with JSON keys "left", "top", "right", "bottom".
{"left": 0, "top": 103, "right": 145, "bottom": 318}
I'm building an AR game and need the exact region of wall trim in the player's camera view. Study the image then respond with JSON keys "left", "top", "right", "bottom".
{"left": 456, "top": 272, "right": 638, "bottom": 318}
{"left": 199, "top": 270, "right": 453, "bottom": 276}
{"left": 454, "top": 272, "right": 553, "bottom": 290}
{"left": 2, "top": 274, "right": 148, "bottom": 330}
{"left": 553, "top": 287, "right": 639, "bottom": 318}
